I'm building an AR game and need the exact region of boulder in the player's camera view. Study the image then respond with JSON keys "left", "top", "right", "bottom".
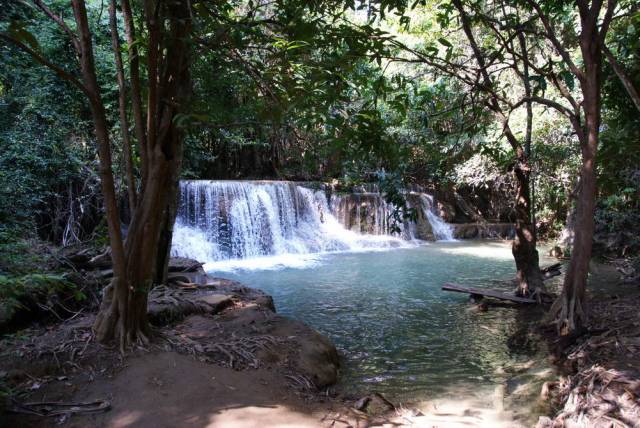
{"left": 451, "top": 223, "right": 515, "bottom": 239}
{"left": 168, "top": 257, "right": 205, "bottom": 273}
{"left": 147, "top": 286, "right": 234, "bottom": 325}
{"left": 253, "top": 311, "right": 340, "bottom": 388}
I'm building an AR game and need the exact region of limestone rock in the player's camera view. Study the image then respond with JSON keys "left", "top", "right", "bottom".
{"left": 196, "top": 294, "right": 233, "bottom": 309}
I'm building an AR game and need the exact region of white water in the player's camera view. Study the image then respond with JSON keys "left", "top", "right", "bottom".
{"left": 419, "top": 194, "right": 455, "bottom": 241}
{"left": 171, "top": 180, "right": 454, "bottom": 270}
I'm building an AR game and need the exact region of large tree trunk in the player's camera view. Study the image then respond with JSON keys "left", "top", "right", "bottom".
{"left": 550, "top": 20, "right": 602, "bottom": 335}
{"left": 153, "top": 165, "right": 182, "bottom": 286}
{"left": 513, "top": 159, "right": 544, "bottom": 298}
{"left": 93, "top": 0, "right": 191, "bottom": 348}
{"left": 94, "top": 150, "right": 182, "bottom": 345}
{"left": 549, "top": 131, "right": 597, "bottom": 335}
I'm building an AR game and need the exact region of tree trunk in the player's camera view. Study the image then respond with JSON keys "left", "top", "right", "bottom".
{"left": 550, "top": 20, "right": 603, "bottom": 335}
{"left": 512, "top": 158, "right": 544, "bottom": 298}
{"left": 93, "top": 0, "right": 192, "bottom": 348}
{"left": 109, "top": 0, "right": 137, "bottom": 213}
{"left": 513, "top": 31, "right": 543, "bottom": 298}
{"left": 452, "top": 0, "right": 544, "bottom": 297}
{"left": 154, "top": 165, "right": 181, "bottom": 286}
{"left": 121, "top": 0, "right": 148, "bottom": 186}
{"left": 550, "top": 131, "right": 597, "bottom": 334}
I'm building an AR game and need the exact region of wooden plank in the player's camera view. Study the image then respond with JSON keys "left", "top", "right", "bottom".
{"left": 442, "top": 283, "right": 536, "bottom": 304}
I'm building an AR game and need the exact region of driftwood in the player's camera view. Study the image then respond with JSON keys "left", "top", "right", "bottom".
{"left": 541, "top": 262, "right": 562, "bottom": 273}
{"left": 9, "top": 399, "right": 111, "bottom": 417}
{"left": 442, "top": 283, "right": 536, "bottom": 304}
{"left": 541, "top": 262, "right": 563, "bottom": 281}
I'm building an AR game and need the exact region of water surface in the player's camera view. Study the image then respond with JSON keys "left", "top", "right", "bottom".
{"left": 216, "top": 241, "right": 554, "bottom": 410}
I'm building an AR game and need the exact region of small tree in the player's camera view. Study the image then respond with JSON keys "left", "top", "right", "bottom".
{"left": 520, "top": 0, "right": 618, "bottom": 334}
{"left": 3, "top": 0, "right": 193, "bottom": 348}
{"left": 450, "top": 0, "right": 545, "bottom": 298}
{"left": 386, "top": 0, "right": 546, "bottom": 297}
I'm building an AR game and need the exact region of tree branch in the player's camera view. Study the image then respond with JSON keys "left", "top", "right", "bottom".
{"left": 603, "top": 45, "right": 640, "bottom": 112}
{"left": 526, "top": 0, "right": 584, "bottom": 81}
{"left": 31, "top": 0, "right": 81, "bottom": 54}
{"left": 0, "top": 32, "right": 89, "bottom": 97}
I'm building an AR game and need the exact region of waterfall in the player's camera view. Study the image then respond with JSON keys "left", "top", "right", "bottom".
{"left": 171, "top": 181, "right": 453, "bottom": 268}
{"left": 418, "top": 194, "right": 455, "bottom": 241}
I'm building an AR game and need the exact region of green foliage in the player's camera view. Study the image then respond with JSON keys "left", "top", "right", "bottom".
{"left": 0, "top": 234, "right": 52, "bottom": 276}
{"left": 0, "top": 1, "right": 116, "bottom": 243}
{"left": 2, "top": 0, "right": 639, "bottom": 256}
{"left": 594, "top": 170, "right": 640, "bottom": 251}
{"left": 0, "top": 272, "right": 80, "bottom": 322}
{"left": 0, "top": 236, "right": 88, "bottom": 330}
{"left": 377, "top": 170, "right": 417, "bottom": 232}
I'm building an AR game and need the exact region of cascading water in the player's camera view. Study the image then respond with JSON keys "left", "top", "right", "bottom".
{"left": 418, "top": 194, "right": 455, "bottom": 241}
{"left": 171, "top": 180, "right": 453, "bottom": 269}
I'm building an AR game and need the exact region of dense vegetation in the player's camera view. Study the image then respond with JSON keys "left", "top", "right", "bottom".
{"left": 1, "top": 0, "right": 638, "bottom": 340}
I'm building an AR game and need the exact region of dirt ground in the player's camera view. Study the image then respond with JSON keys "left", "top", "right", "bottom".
{"left": 4, "top": 350, "right": 339, "bottom": 428}
{"left": 0, "top": 273, "right": 348, "bottom": 428}
{"left": 0, "top": 302, "right": 528, "bottom": 428}
{"left": 537, "top": 276, "right": 640, "bottom": 427}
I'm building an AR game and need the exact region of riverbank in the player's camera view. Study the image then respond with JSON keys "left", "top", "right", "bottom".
{"left": 0, "top": 249, "right": 548, "bottom": 428}
{"left": 536, "top": 262, "right": 640, "bottom": 427}
{"left": 0, "top": 258, "right": 345, "bottom": 427}
{"left": 0, "top": 256, "right": 529, "bottom": 427}
{"left": 2, "top": 248, "right": 638, "bottom": 427}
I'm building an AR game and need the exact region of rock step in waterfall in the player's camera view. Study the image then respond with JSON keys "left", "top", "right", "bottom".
{"left": 171, "top": 180, "right": 454, "bottom": 266}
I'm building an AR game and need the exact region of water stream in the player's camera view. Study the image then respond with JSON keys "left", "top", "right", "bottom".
{"left": 170, "top": 181, "right": 554, "bottom": 424}
{"left": 222, "top": 243, "right": 555, "bottom": 422}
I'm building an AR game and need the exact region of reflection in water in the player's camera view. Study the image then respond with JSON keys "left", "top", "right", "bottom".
{"left": 216, "top": 241, "right": 556, "bottom": 425}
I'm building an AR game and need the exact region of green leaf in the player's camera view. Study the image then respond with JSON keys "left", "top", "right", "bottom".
{"left": 437, "top": 37, "right": 452, "bottom": 48}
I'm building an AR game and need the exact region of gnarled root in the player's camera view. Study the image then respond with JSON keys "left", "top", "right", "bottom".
{"left": 93, "top": 276, "right": 150, "bottom": 352}
{"left": 544, "top": 290, "right": 586, "bottom": 336}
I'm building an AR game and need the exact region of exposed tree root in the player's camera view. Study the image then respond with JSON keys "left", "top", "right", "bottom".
{"left": 284, "top": 374, "right": 316, "bottom": 390}
{"left": 161, "top": 330, "right": 284, "bottom": 370}
{"left": 538, "top": 366, "right": 640, "bottom": 428}
{"left": 545, "top": 290, "right": 586, "bottom": 336}
{"left": 539, "top": 294, "right": 640, "bottom": 427}
{"left": 93, "top": 277, "right": 151, "bottom": 353}
{"left": 8, "top": 398, "right": 111, "bottom": 417}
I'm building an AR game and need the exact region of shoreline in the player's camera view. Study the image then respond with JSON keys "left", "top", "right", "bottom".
{"left": 2, "top": 253, "right": 638, "bottom": 427}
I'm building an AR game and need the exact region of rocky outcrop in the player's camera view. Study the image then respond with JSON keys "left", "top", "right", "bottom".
{"left": 434, "top": 183, "right": 515, "bottom": 224}
{"left": 451, "top": 223, "right": 516, "bottom": 239}
{"left": 331, "top": 192, "right": 391, "bottom": 235}
{"left": 154, "top": 262, "right": 340, "bottom": 389}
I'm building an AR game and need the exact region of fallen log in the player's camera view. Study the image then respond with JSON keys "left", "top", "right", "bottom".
{"left": 541, "top": 262, "right": 562, "bottom": 274}
{"left": 442, "top": 283, "right": 536, "bottom": 304}
{"left": 541, "top": 262, "right": 563, "bottom": 281}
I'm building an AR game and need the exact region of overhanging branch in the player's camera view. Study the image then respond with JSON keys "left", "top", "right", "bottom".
{"left": 0, "top": 32, "right": 89, "bottom": 97}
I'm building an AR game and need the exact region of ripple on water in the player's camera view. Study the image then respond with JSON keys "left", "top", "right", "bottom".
{"left": 215, "top": 241, "right": 557, "bottom": 424}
